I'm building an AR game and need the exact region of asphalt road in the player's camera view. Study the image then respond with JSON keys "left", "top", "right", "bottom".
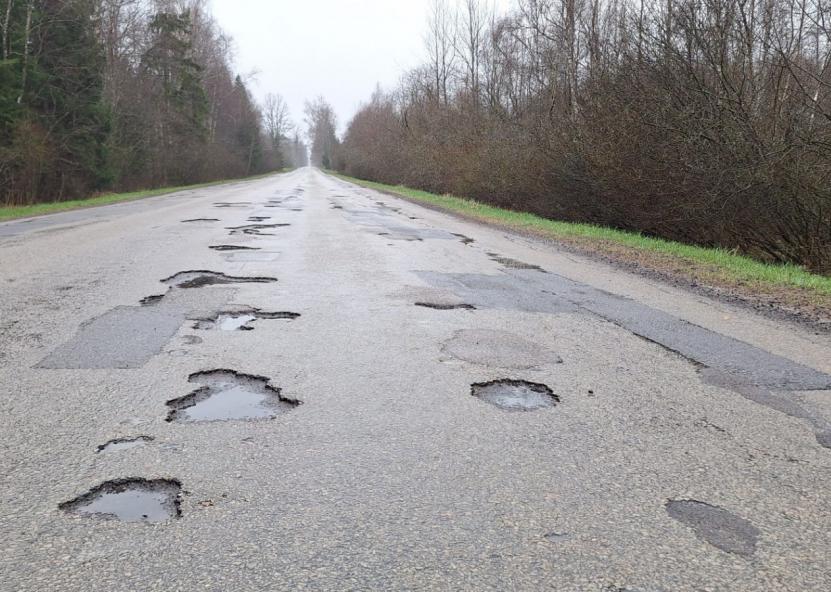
{"left": 1, "top": 168, "right": 830, "bottom": 591}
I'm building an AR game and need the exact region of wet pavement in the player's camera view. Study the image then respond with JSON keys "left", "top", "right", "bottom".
{"left": 1, "top": 168, "right": 830, "bottom": 591}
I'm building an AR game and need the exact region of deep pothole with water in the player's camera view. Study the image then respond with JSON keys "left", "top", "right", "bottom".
{"left": 59, "top": 478, "right": 182, "bottom": 523}
{"left": 166, "top": 369, "right": 300, "bottom": 423}
{"left": 471, "top": 379, "right": 559, "bottom": 411}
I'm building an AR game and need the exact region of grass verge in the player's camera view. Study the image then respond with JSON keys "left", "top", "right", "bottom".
{"left": 0, "top": 170, "right": 289, "bottom": 223}
{"left": 329, "top": 171, "right": 831, "bottom": 323}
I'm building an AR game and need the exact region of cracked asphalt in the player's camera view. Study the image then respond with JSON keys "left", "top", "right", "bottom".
{"left": 1, "top": 168, "right": 830, "bottom": 591}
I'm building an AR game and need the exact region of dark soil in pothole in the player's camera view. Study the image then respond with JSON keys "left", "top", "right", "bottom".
{"left": 59, "top": 478, "right": 181, "bottom": 523}
{"left": 97, "top": 436, "right": 154, "bottom": 453}
{"left": 191, "top": 309, "right": 300, "bottom": 331}
{"left": 415, "top": 302, "right": 476, "bottom": 310}
{"left": 161, "top": 270, "right": 277, "bottom": 289}
{"left": 166, "top": 369, "right": 300, "bottom": 423}
{"left": 471, "top": 379, "right": 559, "bottom": 411}
{"left": 209, "top": 245, "right": 261, "bottom": 251}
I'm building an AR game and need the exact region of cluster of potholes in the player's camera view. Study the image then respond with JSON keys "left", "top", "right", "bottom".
{"left": 60, "top": 266, "right": 303, "bottom": 523}
{"left": 59, "top": 188, "right": 764, "bottom": 559}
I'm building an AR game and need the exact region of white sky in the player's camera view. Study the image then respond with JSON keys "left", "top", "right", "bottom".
{"left": 210, "top": 0, "right": 512, "bottom": 135}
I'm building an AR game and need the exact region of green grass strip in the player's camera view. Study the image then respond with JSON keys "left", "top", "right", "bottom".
{"left": 0, "top": 170, "right": 288, "bottom": 223}
{"left": 330, "top": 172, "right": 831, "bottom": 295}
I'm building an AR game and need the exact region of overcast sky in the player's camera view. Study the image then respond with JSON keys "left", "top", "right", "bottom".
{"left": 210, "top": 0, "right": 511, "bottom": 136}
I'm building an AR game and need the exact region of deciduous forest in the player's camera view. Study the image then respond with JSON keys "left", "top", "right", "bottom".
{"left": 0, "top": 0, "right": 307, "bottom": 206}
{"left": 332, "top": 0, "right": 831, "bottom": 273}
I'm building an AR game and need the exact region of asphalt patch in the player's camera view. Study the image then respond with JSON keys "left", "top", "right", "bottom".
{"left": 418, "top": 270, "right": 831, "bottom": 390}
{"left": 471, "top": 379, "right": 559, "bottom": 411}
{"left": 666, "top": 499, "right": 759, "bottom": 556}
{"left": 162, "top": 270, "right": 277, "bottom": 289}
{"left": 442, "top": 329, "right": 562, "bottom": 369}
{"left": 97, "top": 436, "right": 154, "bottom": 453}
{"left": 166, "top": 369, "right": 300, "bottom": 423}
{"left": 59, "top": 478, "right": 182, "bottom": 523}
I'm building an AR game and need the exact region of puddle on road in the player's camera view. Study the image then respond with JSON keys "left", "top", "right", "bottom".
{"left": 488, "top": 252, "right": 545, "bottom": 271}
{"left": 471, "top": 379, "right": 559, "bottom": 411}
{"left": 209, "top": 245, "right": 261, "bottom": 251}
{"left": 162, "top": 270, "right": 277, "bottom": 289}
{"left": 415, "top": 302, "right": 476, "bottom": 310}
{"left": 181, "top": 218, "right": 219, "bottom": 223}
{"left": 166, "top": 369, "right": 300, "bottom": 423}
{"left": 666, "top": 500, "right": 759, "bottom": 556}
{"left": 192, "top": 309, "right": 300, "bottom": 331}
{"left": 59, "top": 478, "right": 181, "bottom": 523}
{"left": 97, "top": 436, "right": 154, "bottom": 453}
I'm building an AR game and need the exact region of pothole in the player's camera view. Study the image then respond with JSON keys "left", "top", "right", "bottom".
{"left": 161, "top": 270, "right": 277, "bottom": 289}
{"left": 181, "top": 218, "right": 219, "bottom": 223}
{"left": 140, "top": 294, "right": 166, "bottom": 306}
{"left": 227, "top": 223, "right": 290, "bottom": 236}
{"left": 415, "top": 302, "right": 476, "bottom": 310}
{"left": 471, "top": 379, "right": 559, "bottom": 411}
{"left": 191, "top": 309, "right": 300, "bottom": 331}
{"left": 665, "top": 500, "right": 759, "bottom": 556}
{"left": 247, "top": 216, "right": 271, "bottom": 222}
{"left": 97, "top": 436, "right": 154, "bottom": 453}
{"left": 166, "top": 369, "right": 300, "bottom": 423}
{"left": 452, "top": 233, "right": 475, "bottom": 245}
{"left": 214, "top": 202, "right": 251, "bottom": 208}
{"left": 209, "top": 245, "right": 261, "bottom": 251}
{"left": 59, "top": 478, "right": 181, "bottom": 523}
{"left": 487, "top": 252, "right": 545, "bottom": 271}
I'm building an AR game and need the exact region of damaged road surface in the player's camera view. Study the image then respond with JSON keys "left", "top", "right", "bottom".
{"left": 2, "top": 168, "right": 830, "bottom": 591}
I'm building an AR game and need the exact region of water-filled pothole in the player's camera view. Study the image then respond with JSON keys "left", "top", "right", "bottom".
{"left": 471, "top": 379, "right": 559, "bottom": 411}
{"left": 415, "top": 302, "right": 476, "bottom": 310}
{"left": 59, "top": 478, "right": 181, "bottom": 523}
{"left": 166, "top": 369, "right": 300, "bottom": 423}
{"left": 192, "top": 309, "right": 300, "bottom": 331}
{"left": 97, "top": 435, "right": 154, "bottom": 453}
{"left": 209, "top": 245, "right": 261, "bottom": 252}
{"left": 162, "top": 270, "right": 277, "bottom": 289}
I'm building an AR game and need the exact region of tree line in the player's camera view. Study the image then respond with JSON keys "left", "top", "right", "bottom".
{"left": 1, "top": 0, "right": 307, "bottom": 206}
{"left": 335, "top": 0, "right": 831, "bottom": 273}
